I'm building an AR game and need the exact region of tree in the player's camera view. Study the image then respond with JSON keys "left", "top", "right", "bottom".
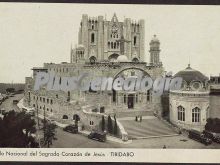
{"left": 0, "top": 110, "right": 39, "bottom": 147}
{"left": 101, "top": 115, "right": 105, "bottom": 132}
{"left": 205, "top": 118, "right": 220, "bottom": 133}
{"left": 42, "top": 121, "right": 57, "bottom": 148}
{"left": 6, "top": 88, "right": 15, "bottom": 93}
{"left": 113, "top": 117, "right": 118, "bottom": 136}
{"left": 107, "top": 115, "right": 113, "bottom": 134}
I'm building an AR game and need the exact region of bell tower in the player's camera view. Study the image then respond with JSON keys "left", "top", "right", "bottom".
{"left": 149, "top": 35, "right": 161, "bottom": 66}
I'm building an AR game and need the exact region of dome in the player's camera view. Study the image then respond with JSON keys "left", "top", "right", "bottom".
{"left": 174, "top": 64, "right": 208, "bottom": 84}
{"left": 150, "top": 35, "right": 160, "bottom": 43}
{"left": 117, "top": 55, "right": 129, "bottom": 62}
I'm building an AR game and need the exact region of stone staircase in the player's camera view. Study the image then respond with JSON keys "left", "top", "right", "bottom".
{"left": 119, "top": 117, "right": 179, "bottom": 139}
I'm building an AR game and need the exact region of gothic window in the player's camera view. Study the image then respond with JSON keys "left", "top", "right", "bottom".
{"left": 108, "top": 42, "right": 110, "bottom": 49}
{"left": 192, "top": 107, "right": 200, "bottom": 122}
{"left": 177, "top": 106, "right": 185, "bottom": 121}
{"left": 111, "top": 42, "right": 113, "bottom": 49}
{"left": 91, "top": 33, "right": 95, "bottom": 43}
{"left": 114, "top": 42, "right": 116, "bottom": 49}
{"left": 134, "top": 36, "right": 137, "bottom": 46}
{"left": 91, "top": 24, "right": 94, "bottom": 30}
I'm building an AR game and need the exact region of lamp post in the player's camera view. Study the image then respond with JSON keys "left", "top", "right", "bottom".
{"left": 36, "top": 96, "right": 40, "bottom": 129}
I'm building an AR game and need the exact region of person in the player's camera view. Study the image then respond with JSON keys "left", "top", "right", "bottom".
{"left": 135, "top": 116, "right": 138, "bottom": 121}
{"left": 163, "top": 145, "right": 166, "bottom": 149}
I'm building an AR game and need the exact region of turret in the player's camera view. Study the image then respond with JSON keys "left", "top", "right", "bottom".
{"left": 149, "top": 35, "right": 161, "bottom": 66}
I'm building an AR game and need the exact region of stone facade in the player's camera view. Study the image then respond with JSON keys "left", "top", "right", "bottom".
{"left": 71, "top": 13, "right": 145, "bottom": 63}
{"left": 169, "top": 91, "right": 209, "bottom": 131}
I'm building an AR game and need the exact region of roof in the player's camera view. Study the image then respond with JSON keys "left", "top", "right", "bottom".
{"left": 174, "top": 64, "right": 208, "bottom": 83}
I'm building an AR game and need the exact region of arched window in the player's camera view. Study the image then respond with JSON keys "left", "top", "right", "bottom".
{"left": 114, "top": 42, "right": 116, "bottom": 49}
{"left": 192, "top": 107, "right": 200, "bottom": 122}
{"left": 134, "top": 36, "right": 137, "bottom": 46}
{"left": 108, "top": 42, "right": 110, "bottom": 49}
{"left": 111, "top": 42, "right": 113, "bottom": 49}
{"left": 91, "top": 33, "right": 95, "bottom": 43}
{"left": 177, "top": 106, "right": 185, "bottom": 121}
{"left": 63, "top": 115, "right": 68, "bottom": 119}
{"left": 90, "top": 121, "right": 94, "bottom": 125}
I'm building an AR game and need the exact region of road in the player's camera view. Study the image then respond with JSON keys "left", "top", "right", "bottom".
{"left": 2, "top": 94, "right": 220, "bottom": 149}
{"left": 0, "top": 93, "right": 24, "bottom": 112}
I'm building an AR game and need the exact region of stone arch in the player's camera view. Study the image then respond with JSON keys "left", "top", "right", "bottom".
{"left": 108, "top": 53, "right": 119, "bottom": 62}
{"left": 63, "top": 115, "right": 68, "bottom": 119}
{"left": 113, "top": 67, "right": 151, "bottom": 80}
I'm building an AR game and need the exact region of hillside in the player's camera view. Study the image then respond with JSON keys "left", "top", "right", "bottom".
{"left": 0, "top": 83, "right": 25, "bottom": 93}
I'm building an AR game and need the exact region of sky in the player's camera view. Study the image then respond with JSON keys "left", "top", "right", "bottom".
{"left": 0, "top": 3, "right": 220, "bottom": 83}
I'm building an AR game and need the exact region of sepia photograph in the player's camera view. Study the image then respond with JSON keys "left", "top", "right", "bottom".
{"left": 0, "top": 3, "right": 220, "bottom": 152}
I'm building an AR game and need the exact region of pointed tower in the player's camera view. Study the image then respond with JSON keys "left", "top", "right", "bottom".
{"left": 149, "top": 35, "right": 161, "bottom": 66}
